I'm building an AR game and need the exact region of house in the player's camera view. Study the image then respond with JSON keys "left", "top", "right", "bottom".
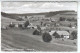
{"left": 57, "top": 31, "right": 70, "bottom": 39}
{"left": 49, "top": 30, "right": 70, "bottom": 39}
{"left": 41, "top": 27, "right": 46, "bottom": 30}
{"left": 27, "top": 23, "right": 37, "bottom": 29}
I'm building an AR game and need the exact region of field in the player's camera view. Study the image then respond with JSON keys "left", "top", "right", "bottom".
{"left": 1, "top": 28, "right": 77, "bottom": 51}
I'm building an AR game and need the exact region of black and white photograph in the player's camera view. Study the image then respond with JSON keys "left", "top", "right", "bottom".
{"left": 1, "top": 1, "right": 77, "bottom": 51}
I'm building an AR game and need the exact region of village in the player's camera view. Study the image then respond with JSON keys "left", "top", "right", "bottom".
{"left": 1, "top": 10, "right": 77, "bottom": 51}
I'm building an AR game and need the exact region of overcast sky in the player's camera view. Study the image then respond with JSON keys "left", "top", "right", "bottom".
{"left": 1, "top": 2, "right": 77, "bottom": 13}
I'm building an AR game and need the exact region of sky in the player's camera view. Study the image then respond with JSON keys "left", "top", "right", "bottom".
{"left": 1, "top": 2, "right": 77, "bottom": 13}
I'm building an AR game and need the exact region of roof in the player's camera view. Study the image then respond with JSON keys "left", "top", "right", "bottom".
{"left": 49, "top": 31, "right": 55, "bottom": 35}
{"left": 57, "top": 31, "right": 69, "bottom": 35}
{"left": 49, "top": 30, "right": 69, "bottom": 35}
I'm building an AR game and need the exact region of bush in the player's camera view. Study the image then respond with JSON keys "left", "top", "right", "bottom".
{"left": 61, "top": 35, "right": 64, "bottom": 38}
{"left": 33, "top": 30, "right": 40, "bottom": 35}
{"left": 42, "top": 32, "right": 52, "bottom": 42}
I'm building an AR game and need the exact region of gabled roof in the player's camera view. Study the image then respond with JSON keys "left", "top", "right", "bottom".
{"left": 57, "top": 31, "right": 69, "bottom": 35}
{"left": 49, "top": 31, "right": 55, "bottom": 35}
{"left": 49, "top": 30, "right": 69, "bottom": 35}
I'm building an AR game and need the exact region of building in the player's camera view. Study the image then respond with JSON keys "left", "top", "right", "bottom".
{"left": 49, "top": 30, "right": 70, "bottom": 39}
{"left": 57, "top": 31, "right": 70, "bottom": 39}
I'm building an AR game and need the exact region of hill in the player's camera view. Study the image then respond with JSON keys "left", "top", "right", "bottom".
{"left": 1, "top": 10, "right": 77, "bottom": 20}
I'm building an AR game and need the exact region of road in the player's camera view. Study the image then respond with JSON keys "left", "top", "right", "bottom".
{"left": 1, "top": 28, "right": 77, "bottom": 51}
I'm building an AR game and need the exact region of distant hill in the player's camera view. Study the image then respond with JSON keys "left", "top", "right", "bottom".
{"left": 1, "top": 10, "right": 77, "bottom": 20}
{"left": 45, "top": 10, "right": 77, "bottom": 17}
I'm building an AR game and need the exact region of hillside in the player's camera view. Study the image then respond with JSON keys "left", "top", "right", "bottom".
{"left": 1, "top": 10, "right": 77, "bottom": 20}
{"left": 1, "top": 16, "right": 25, "bottom": 27}
{"left": 45, "top": 10, "right": 77, "bottom": 17}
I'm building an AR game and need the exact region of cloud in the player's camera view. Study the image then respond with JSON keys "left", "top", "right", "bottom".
{"left": 40, "top": 3, "right": 64, "bottom": 9}
{"left": 21, "top": 4, "right": 32, "bottom": 8}
{"left": 1, "top": 2, "right": 77, "bottom": 13}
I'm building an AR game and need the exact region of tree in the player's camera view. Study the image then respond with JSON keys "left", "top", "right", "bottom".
{"left": 36, "top": 25, "right": 42, "bottom": 34}
{"left": 75, "top": 23, "right": 77, "bottom": 26}
{"left": 59, "top": 17, "right": 65, "bottom": 21}
{"left": 69, "top": 34, "right": 74, "bottom": 40}
{"left": 43, "top": 23, "right": 46, "bottom": 26}
{"left": 25, "top": 16, "right": 27, "bottom": 18}
{"left": 71, "top": 31, "right": 77, "bottom": 39}
{"left": 41, "top": 21, "right": 43, "bottom": 26}
{"left": 61, "top": 35, "right": 64, "bottom": 38}
{"left": 68, "top": 23, "right": 72, "bottom": 28}
{"left": 9, "top": 23, "right": 15, "bottom": 28}
{"left": 24, "top": 20, "right": 30, "bottom": 28}
{"left": 42, "top": 32, "right": 52, "bottom": 42}
{"left": 59, "top": 17, "right": 63, "bottom": 21}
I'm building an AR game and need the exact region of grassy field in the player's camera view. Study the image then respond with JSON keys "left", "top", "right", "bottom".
{"left": 1, "top": 28, "right": 77, "bottom": 51}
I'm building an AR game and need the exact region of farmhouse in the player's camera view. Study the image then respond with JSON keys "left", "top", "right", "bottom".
{"left": 57, "top": 31, "right": 70, "bottom": 39}
{"left": 49, "top": 30, "right": 70, "bottom": 39}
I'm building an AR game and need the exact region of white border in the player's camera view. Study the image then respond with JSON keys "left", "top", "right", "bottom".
{"left": 0, "top": 1, "right": 80, "bottom": 53}
{"left": 0, "top": 0, "right": 78, "bottom": 1}
{"left": 78, "top": 1, "right": 80, "bottom": 53}
{"left": 0, "top": 1, "right": 1, "bottom": 52}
